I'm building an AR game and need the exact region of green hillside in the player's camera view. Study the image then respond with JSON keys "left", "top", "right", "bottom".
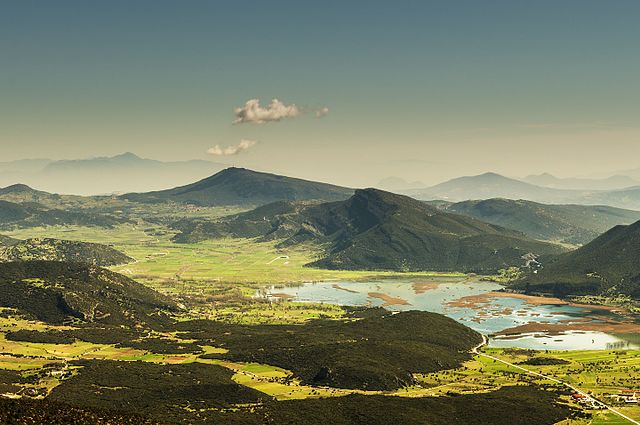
{"left": 175, "top": 188, "right": 564, "bottom": 273}
{"left": 0, "top": 261, "right": 177, "bottom": 326}
{"left": 0, "top": 199, "right": 126, "bottom": 229}
{"left": 0, "top": 234, "right": 19, "bottom": 246}
{"left": 183, "top": 309, "right": 482, "bottom": 391}
{"left": 0, "top": 183, "right": 50, "bottom": 198}
{"left": 447, "top": 198, "right": 640, "bottom": 245}
{"left": 514, "top": 220, "right": 640, "bottom": 298}
{"left": 0, "top": 237, "right": 132, "bottom": 266}
{"left": 121, "top": 167, "right": 354, "bottom": 207}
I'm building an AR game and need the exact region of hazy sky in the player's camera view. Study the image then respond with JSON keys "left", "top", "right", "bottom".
{"left": 1, "top": 1, "right": 639, "bottom": 187}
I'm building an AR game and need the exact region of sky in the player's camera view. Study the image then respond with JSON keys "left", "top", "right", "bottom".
{"left": 1, "top": 0, "right": 639, "bottom": 187}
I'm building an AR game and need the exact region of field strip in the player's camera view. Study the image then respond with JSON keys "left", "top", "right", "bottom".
{"left": 472, "top": 336, "right": 640, "bottom": 425}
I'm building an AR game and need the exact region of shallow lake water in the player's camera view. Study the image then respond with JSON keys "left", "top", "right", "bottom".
{"left": 265, "top": 277, "right": 639, "bottom": 351}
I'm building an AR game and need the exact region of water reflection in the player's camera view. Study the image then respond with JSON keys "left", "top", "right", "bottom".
{"left": 265, "top": 278, "right": 639, "bottom": 351}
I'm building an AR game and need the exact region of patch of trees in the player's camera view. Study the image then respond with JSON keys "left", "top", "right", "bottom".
{"left": 0, "top": 398, "right": 163, "bottom": 425}
{"left": 48, "top": 360, "right": 268, "bottom": 424}
{"left": 518, "top": 357, "right": 571, "bottom": 366}
{"left": 0, "top": 261, "right": 177, "bottom": 328}
{"left": 252, "top": 385, "right": 581, "bottom": 425}
{"left": 179, "top": 309, "right": 482, "bottom": 391}
{"left": 6, "top": 330, "right": 76, "bottom": 345}
{"left": 6, "top": 328, "right": 203, "bottom": 355}
{"left": 34, "top": 377, "right": 580, "bottom": 425}
{"left": 115, "top": 337, "right": 203, "bottom": 354}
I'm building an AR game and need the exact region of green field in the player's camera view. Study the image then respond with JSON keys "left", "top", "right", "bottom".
{"left": 6, "top": 224, "right": 462, "bottom": 285}
{"left": 2, "top": 224, "right": 639, "bottom": 424}
{"left": 1, "top": 313, "right": 638, "bottom": 424}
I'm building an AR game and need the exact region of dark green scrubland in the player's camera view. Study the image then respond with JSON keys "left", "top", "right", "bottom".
{"left": 0, "top": 261, "right": 176, "bottom": 326}
{"left": 181, "top": 308, "right": 482, "bottom": 391}
{"left": 0, "top": 237, "right": 132, "bottom": 266}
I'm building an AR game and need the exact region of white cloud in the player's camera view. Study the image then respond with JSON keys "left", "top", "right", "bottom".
{"left": 315, "top": 107, "right": 330, "bottom": 118}
{"left": 207, "top": 139, "right": 258, "bottom": 156}
{"left": 233, "top": 98, "right": 301, "bottom": 124}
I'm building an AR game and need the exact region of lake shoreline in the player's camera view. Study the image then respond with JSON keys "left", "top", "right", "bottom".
{"left": 266, "top": 277, "right": 639, "bottom": 351}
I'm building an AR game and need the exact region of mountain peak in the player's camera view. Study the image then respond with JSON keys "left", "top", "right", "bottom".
{"left": 355, "top": 187, "right": 389, "bottom": 197}
{"left": 112, "top": 152, "right": 142, "bottom": 161}
{"left": 217, "top": 167, "right": 250, "bottom": 175}
{"left": 476, "top": 172, "right": 511, "bottom": 180}
{"left": 527, "top": 172, "right": 555, "bottom": 178}
{"left": 122, "top": 167, "right": 354, "bottom": 206}
{"left": 0, "top": 184, "right": 37, "bottom": 194}
{"left": 353, "top": 187, "right": 398, "bottom": 204}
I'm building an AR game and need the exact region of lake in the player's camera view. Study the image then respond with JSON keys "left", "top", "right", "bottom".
{"left": 265, "top": 277, "right": 639, "bottom": 350}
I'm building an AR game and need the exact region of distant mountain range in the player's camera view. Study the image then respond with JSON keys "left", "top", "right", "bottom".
{"left": 445, "top": 199, "right": 640, "bottom": 245}
{"left": 406, "top": 172, "right": 640, "bottom": 210}
{"left": 174, "top": 188, "right": 564, "bottom": 273}
{"left": 122, "top": 167, "right": 354, "bottom": 207}
{"left": 405, "top": 173, "right": 585, "bottom": 204}
{"left": 123, "top": 167, "right": 640, "bottom": 212}
{"left": 514, "top": 220, "right": 640, "bottom": 299}
{"left": 376, "top": 176, "right": 426, "bottom": 191}
{"left": 0, "top": 153, "right": 226, "bottom": 195}
{"left": 522, "top": 173, "right": 638, "bottom": 191}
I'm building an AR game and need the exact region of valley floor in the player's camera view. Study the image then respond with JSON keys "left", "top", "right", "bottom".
{"left": 1, "top": 224, "right": 639, "bottom": 424}
{"left": 0, "top": 310, "right": 637, "bottom": 423}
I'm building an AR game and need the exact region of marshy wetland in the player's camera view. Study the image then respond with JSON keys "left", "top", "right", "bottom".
{"left": 266, "top": 277, "right": 640, "bottom": 351}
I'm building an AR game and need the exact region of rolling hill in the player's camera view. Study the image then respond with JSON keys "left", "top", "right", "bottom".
{"left": 122, "top": 167, "right": 354, "bottom": 207}
{"left": 175, "top": 188, "right": 564, "bottom": 272}
{"left": 0, "top": 183, "right": 51, "bottom": 200}
{"left": 446, "top": 198, "right": 640, "bottom": 245}
{"left": 0, "top": 261, "right": 177, "bottom": 326}
{"left": 0, "top": 238, "right": 132, "bottom": 266}
{"left": 514, "top": 220, "right": 640, "bottom": 298}
{"left": 0, "top": 235, "right": 19, "bottom": 246}
{"left": 0, "top": 184, "right": 95, "bottom": 210}
{"left": 0, "top": 199, "right": 126, "bottom": 229}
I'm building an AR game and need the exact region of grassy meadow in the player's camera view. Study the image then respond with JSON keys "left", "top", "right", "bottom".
{"left": 5, "top": 224, "right": 462, "bottom": 286}
{"left": 1, "top": 308, "right": 638, "bottom": 424}
{"left": 2, "top": 223, "right": 639, "bottom": 424}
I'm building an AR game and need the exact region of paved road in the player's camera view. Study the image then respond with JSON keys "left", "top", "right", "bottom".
{"left": 471, "top": 335, "right": 640, "bottom": 425}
